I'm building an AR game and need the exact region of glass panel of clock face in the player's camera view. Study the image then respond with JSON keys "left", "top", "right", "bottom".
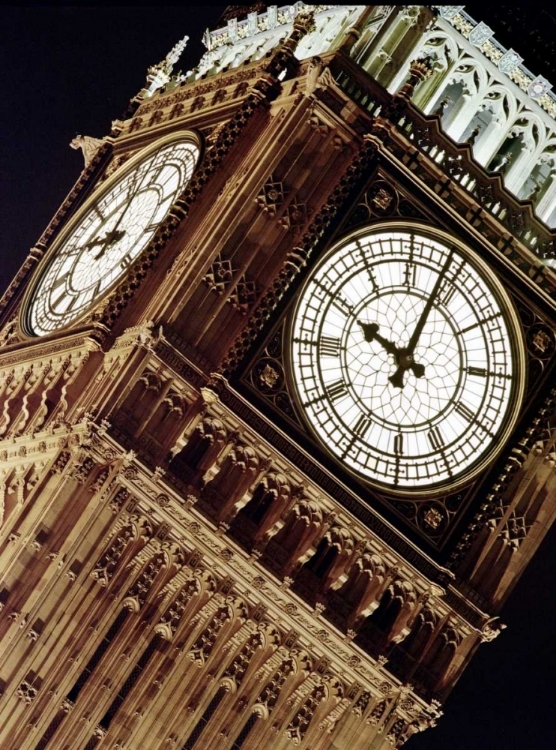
{"left": 290, "top": 229, "right": 518, "bottom": 490}
{"left": 26, "top": 138, "right": 200, "bottom": 336}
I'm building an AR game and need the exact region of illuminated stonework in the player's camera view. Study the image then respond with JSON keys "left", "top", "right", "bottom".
{"left": 291, "top": 227, "right": 523, "bottom": 490}
{"left": 0, "top": 7, "right": 555, "bottom": 750}
{"left": 24, "top": 136, "right": 199, "bottom": 336}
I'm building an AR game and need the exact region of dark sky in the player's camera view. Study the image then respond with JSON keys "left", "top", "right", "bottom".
{"left": 1, "top": 7, "right": 555, "bottom": 749}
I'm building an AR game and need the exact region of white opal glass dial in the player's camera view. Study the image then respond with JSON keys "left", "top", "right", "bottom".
{"left": 290, "top": 227, "right": 523, "bottom": 491}
{"left": 25, "top": 137, "right": 200, "bottom": 336}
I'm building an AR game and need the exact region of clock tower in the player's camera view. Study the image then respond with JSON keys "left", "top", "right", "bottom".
{"left": 1, "top": 6, "right": 555, "bottom": 750}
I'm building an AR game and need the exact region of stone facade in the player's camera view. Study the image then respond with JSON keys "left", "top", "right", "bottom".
{"left": 0, "top": 6, "right": 555, "bottom": 749}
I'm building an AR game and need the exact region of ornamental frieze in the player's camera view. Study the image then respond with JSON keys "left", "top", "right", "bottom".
{"left": 136, "top": 65, "right": 265, "bottom": 117}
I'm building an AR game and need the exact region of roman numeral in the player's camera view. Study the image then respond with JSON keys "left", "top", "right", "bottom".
{"left": 454, "top": 401, "right": 475, "bottom": 422}
{"left": 51, "top": 272, "right": 70, "bottom": 290}
{"left": 332, "top": 294, "right": 354, "bottom": 316}
{"left": 404, "top": 262, "right": 416, "bottom": 288}
{"left": 393, "top": 433, "right": 404, "bottom": 455}
{"left": 353, "top": 413, "right": 370, "bottom": 439}
{"left": 367, "top": 267, "right": 379, "bottom": 292}
{"left": 460, "top": 313, "right": 502, "bottom": 334}
{"left": 438, "top": 281, "right": 456, "bottom": 306}
{"left": 120, "top": 253, "right": 133, "bottom": 269}
{"left": 320, "top": 336, "right": 341, "bottom": 357}
{"left": 428, "top": 426, "right": 445, "bottom": 451}
{"left": 357, "top": 244, "right": 379, "bottom": 292}
{"left": 150, "top": 166, "right": 164, "bottom": 184}
{"left": 326, "top": 380, "right": 348, "bottom": 402}
{"left": 53, "top": 292, "right": 79, "bottom": 313}
{"left": 50, "top": 289, "right": 70, "bottom": 310}
{"left": 467, "top": 366, "right": 487, "bottom": 377}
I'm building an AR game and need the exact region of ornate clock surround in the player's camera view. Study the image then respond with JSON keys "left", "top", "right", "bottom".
{"left": 19, "top": 130, "right": 202, "bottom": 340}
{"left": 234, "top": 170, "right": 556, "bottom": 552}
{"left": 287, "top": 221, "right": 526, "bottom": 494}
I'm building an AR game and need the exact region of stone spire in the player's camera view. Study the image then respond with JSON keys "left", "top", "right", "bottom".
{"left": 138, "top": 34, "right": 189, "bottom": 99}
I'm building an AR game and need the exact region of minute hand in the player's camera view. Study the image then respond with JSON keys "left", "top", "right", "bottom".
{"left": 406, "top": 250, "right": 454, "bottom": 354}
{"left": 86, "top": 164, "right": 145, "bottom": 259}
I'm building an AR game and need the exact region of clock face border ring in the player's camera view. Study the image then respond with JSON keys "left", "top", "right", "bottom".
{"left": 19, "top": 129, "right": 202, "bottom": 339}
{"left": 286, "top": 221, "right": 526, "bottom": 497}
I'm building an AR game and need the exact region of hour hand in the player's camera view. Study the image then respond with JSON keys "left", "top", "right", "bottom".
{"left": 389, "top": 358, "right": 425, "bottom": 389}
{"left": 84, "top": 228, "right": 126, "bottom": 260}
{"left": 358, "top": 321, "right": 398, "bottom": 356}
{"left": 358, "top": 321, "right": 425, "bottom": 389}
{"left": 93, "top": 229, "right": 127, "bottom": 260}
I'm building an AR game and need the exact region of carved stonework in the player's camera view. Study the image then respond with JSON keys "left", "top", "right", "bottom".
{"left": 220, "top": 138, "right": 380, "bottom": 376}
{"left": 2, "top": 9, "right": 556, "bottom": 750}
{"left": 204, "top": 256, "right": 235, "bottom": 295}
{"left": 203, "top": 253, "right": 260, "bottom": 315}
{"left": 16, "top": 681, "right": 38, "bottom": 703}
{"left": 256, "top": 176, "right": 286, "bottom": 216}
{"left": 70, "top": 135, "right": 105, "bottom": 166}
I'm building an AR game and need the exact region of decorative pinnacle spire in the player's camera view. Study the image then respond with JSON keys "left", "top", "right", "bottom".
{"left": 159, "top": 34, "right": 189, "bottom": 76}
{"left": 138, "top": 34, "right": 189, "bottom": 99}
{"left": 397, "top": 56, "right": 434, "bottom": 100}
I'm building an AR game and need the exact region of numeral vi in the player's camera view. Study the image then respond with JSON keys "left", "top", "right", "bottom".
{"left": 428, "top": 426, "right": 445, "bottom": 451}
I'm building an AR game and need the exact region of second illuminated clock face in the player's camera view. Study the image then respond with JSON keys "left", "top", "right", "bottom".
{"left": 24, "top": 137, "right": 200, "bottom": 336}
{"left": 290, "top": 227, "right": 523, "bottom": 491}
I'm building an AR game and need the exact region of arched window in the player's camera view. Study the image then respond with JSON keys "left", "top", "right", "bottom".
{"left": 230, "top": 711, "right": 260, "bottom": 749}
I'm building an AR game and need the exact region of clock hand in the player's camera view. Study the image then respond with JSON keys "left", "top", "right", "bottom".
{"left": 358, "top": 321, "right": 398, "bottom": 355}
{"left": 83, "top": 228, "right": 127, "bottom": 259}
{"left": 95, "top": 229, "right": 127, "bottom": 260}
{"left": 358, "top": 321, "right": 425, "bottom": 389}
{"left": 386, "top": 250, "right": 454, "bottom": 389}
{"left": 406, "top": 250, "right": 454, "bottom": 354}
{"left": 85, "top": 162, "right": 146, "bottom": 260}
{"left": 388, "top": 355, "right": 425, "bottom": 389}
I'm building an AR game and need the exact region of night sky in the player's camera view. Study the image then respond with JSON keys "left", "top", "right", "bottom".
{"left": 1, "top": 7, "right": 555, "bottom": 749}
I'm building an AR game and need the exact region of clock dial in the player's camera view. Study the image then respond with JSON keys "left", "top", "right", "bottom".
{"left": 290, "top": 227, "right": 524, "bottom": 491}
{"left": 24, "top": 136, "right": 200, "bottom": 336}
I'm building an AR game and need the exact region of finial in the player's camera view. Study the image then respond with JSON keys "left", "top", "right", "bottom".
{"left": 467, "top": 124, "right": 481, "bottom": 146}
{"left": 161, "top": 34, "right": 189, "bottom": 76}
{"left": 492, "top": 150, "right": 513, "bottom": 175}
{"left": 433, "top": 96, "right": 451, "bottom": 117}
{"left": 137, "top": 34, "right": 190, "bottom": 99}
{"left": 397, "top": 56, "right": 434, "bottom": 100}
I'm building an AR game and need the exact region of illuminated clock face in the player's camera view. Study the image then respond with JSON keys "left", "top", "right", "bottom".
{"left": 290, "top": 227, "right": 524, "bottom": 491}
{"left": 24, "top": 137, "right": 200, "bottom": 336}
